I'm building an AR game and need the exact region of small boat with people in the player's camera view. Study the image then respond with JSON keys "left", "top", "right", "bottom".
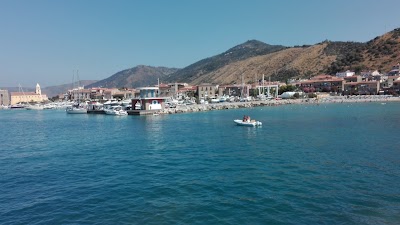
{"left": 234, "top": 115, "right": 262, "bottom": 127}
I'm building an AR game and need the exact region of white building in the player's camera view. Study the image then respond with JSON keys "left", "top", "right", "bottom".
{"left": 360, "top": 70, "right": 381, "bottom": 78}
{"left": 336, "top": 70, "right": 355, "bottom": 78}
{"left": 10, "top": 83, "right": 48, "bottom": 105}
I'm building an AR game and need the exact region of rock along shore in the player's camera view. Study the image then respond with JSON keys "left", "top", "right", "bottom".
{"left": 160, "top": 95, "right": 400, "bottom": 114}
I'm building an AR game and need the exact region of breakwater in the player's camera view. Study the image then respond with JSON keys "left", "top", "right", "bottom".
{"left": 161, "top": 95, "right": 400, "bottom": 114}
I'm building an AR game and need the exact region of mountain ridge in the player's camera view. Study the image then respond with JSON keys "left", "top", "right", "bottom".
{"left": 86, "top": 65, "right": 179, "bottom": 89}
{"left": 21, "top": 28, "right": 400, "bottom": 97}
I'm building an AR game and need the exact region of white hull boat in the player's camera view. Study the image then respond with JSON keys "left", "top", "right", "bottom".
{"left": 234, "top": 119, "right": 262, "bottom": 127}
{"left": 210, "top": 98, "right": 220, "bottom": 103}
{"left": 104, "top": 106, "right": 128, "bottom": 116}
{"left": 25, "top": 104, "right": 44, "bottom": 110}
{"left": 66, "top": 107, "right": 87, "bottom": 114}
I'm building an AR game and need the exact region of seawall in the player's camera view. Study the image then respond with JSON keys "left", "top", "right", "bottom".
{"left": 160, "top": 96, "right": 400, "bottom": 114}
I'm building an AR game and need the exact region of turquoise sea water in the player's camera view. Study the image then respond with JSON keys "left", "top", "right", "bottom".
{"left": 1, "top": 102, "right": 400, "bottom": 224}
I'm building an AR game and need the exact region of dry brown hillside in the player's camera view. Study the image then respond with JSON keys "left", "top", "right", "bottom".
{"left": 191, "top": 43, "right": 337, "bottom": 84}
{"left": 362, "top": 29, "right": 400, "bottom": 71}
{"left": 87, "top": 28, "right": 400, "bottom": 88}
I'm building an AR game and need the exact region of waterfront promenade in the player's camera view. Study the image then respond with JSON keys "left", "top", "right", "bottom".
{"left": 161, "top": 95, "right": 400, "bottom": 114}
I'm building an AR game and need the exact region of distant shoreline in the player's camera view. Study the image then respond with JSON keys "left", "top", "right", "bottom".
{"left": 161, "top": 95, "right": 400, "bottom": 114}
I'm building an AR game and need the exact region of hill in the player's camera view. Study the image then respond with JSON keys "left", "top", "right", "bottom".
{"left": 59, "top": 28, "right": 400, "bottom": 89}
{"left": 86, "top": 65, "right": 179, "bottom": 88}
{"left": 182, "top": 43, "right": 337, "bottom": 84}
{"left": 161, "top": 28, "right": 400, "bottom": 84}
{"left": 166, "top": 40, "right": 286, "bottom": 83}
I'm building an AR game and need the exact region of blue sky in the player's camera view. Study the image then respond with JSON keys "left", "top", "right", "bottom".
{"left": 0, "top": 0, "right": 399, "bottom": 87}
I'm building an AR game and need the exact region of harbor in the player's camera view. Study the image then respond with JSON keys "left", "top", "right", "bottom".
{"left": 2, "top": 101, "right": 400, "bottom": 224}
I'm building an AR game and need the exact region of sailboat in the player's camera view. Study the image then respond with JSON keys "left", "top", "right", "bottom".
{"left": 66, "top": 70, "right": 87, "bottom": 114}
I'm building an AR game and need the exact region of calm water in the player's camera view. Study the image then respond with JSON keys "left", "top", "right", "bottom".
{"left": 1, "top": 102, "right": 400, "bottom": 224}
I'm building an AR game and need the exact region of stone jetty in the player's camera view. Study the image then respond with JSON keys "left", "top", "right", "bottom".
{"left": 160, "top": 95, "right": 400, "bottom": 114}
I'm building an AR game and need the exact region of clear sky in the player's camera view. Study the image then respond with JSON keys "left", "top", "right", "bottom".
{"left": 1, "top": 0, "right": 399, "bottom": 87}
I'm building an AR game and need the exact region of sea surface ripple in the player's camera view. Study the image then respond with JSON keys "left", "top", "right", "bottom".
{"left": 1, "top": 102, "right": 400, "bottom": 224}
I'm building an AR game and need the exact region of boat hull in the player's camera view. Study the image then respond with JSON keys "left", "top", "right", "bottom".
{"left": 234, "top": 119, "right": 262, "bottom": 127}
{"left": 25, "top": 105, "right": 44, "bottom": 110}
{"left": 104, "top": 110, "right": 128, "bottom": 116}
{"left": 66, "top": 108, "right": 87, "bottom": 114}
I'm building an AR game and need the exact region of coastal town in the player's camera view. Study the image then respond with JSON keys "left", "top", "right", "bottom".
{"left": 1, "top": 63, "right": 400, "bottom": 114}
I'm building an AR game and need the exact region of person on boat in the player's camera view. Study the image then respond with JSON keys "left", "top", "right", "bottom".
{"left": 243, "top": 115, "right": 251, "bottom": 122}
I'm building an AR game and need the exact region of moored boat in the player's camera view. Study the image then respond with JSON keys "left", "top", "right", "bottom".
{"left": 104, "top": 105, "right": 128, "bottom": 116}
{"left": 66, "top": 106, "right": 87, "bottom": 114}
{"left": 25, "top": 104, "right": 44, "bottom": 110}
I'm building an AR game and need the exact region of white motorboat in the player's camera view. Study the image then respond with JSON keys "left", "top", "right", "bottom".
{"left": 210, "top": 98, "right": 220, "bottom": 103}
{"left": 25, "top": 104, "right": 44, "bottom": 110}
{"left": 234, "top": 119, "right": 262, "bottom": 127}
{"left": 66, "top": 106, "right": 87, "bottom": 114}
{"left": 10, "top": 104, "right": 26, "bottom": 109}
{"left": 104, "top": 106, "right": 128, "bottom": 116}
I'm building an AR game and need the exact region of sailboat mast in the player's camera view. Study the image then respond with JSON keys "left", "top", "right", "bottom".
{"left": 268, "top": 76, "right": 271, "bottom": 97}
{"left": 157, "top": 78, "right": 160, "bottom": 96}
{"left": 262, "top": 74, "right": 265, "bottom": 95}
{"left": 241, "top": 73, "right": 244, "bottom": 98}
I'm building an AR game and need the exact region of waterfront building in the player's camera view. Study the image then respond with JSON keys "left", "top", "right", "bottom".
{"left": 336, "top": 70, "right": 355, "bottom": 78}
{"left": 344, "top": 75, "right": 362, "bottom": 83}
{"left": 218, "top": 85, "right": 240, "bottom": 97}
{"left": 299, "top": 75, "right": 344, "bottom": 93}
{"left": 197, "top": 84, "right": 216, "bottom": 99}
{"left": 68, "top": 88, "right": 91, "bottom": 101}
{"left": 391, "top": 80, "right": 400, "bottom": 94}
{"left": 112, "top": 88, "right": 135, "bottom": 100}
{"left": 157, "top": 83, "right": 190, "bottom": 98}
{"left": 131, "top": 87, "right": 169, "bottom": 111}
{"left": 101, "top": 89, "right": 118, "bottom": 100}
{"left": 10, "top": 83, "right": 48, "bottom": 105}
{"left": 0, "top": 89, "right": 10, "bottom": 106}
{"left": 343, "top": 81, "right": 380, "bottom": 95}
{"left": 381, "top": 76, "right": 400, "bottom": 89}
{"left": 388, "top": 63, "right": 400, "bottom": 76}
{"left": 158, "top": 83, "right": 174, "bottom": 97}
{"left": 380, "top": 76, "right": 400, "bottom": 94}
{"left": 361, "top": 70, "right": 381, "bottom": 78}
{"left": 86, "top": 88, "right": 109, "bottom": 100}
{"left": 177, "top": 86, "right": 197, "bottom": 99}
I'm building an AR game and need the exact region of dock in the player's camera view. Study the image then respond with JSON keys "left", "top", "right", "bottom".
{"left": 127, "top": 110, "right": 160, "bottom": 115}
{"left": 87, "top": 110, "right": 106, "bottom": 114}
